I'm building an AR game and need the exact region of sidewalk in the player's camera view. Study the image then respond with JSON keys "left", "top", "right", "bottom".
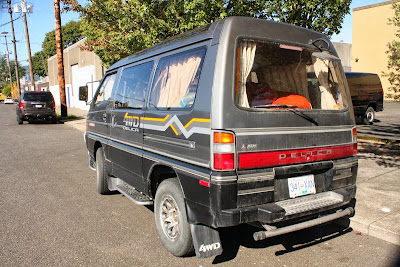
{"left": 63, "top": 107, "right": 400, "bottom": 246}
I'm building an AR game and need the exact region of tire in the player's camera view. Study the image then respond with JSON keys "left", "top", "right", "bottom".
{"left": 96, "top": 148, "right": 111, "bottom": 195}
{"left": 154, "top": 178, "right": 194, "bottom": 257}
{"left": 51, "top": 116, "right": 57, "bottom": 124}
{"left": 362, "top": 106, "right": 375, "bottom": 125}
{"left": 17, "top": 116, "right": 23, "bottom": 125}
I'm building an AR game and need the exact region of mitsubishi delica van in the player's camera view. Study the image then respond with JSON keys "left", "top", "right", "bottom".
{"left": 84, "top": 17, "right": 358, "bottom": 258}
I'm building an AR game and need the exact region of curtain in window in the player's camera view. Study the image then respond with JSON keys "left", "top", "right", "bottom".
{"left": 238, "top": 41, "right": 257, "bottom": 108}
{"left": 153, "top": 52, "right": 202, "bottom": 108}
{"left": 261, "top": 62, "right": 309, "bottom": 99}
{"left": 313, "top": 58, "right": 336, "bottom": 109}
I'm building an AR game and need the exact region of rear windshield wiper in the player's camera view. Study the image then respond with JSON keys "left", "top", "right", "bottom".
{"left": 252, "top": 104, "right": 319, "bottom": 126}
{"left": 252, "top": 104, "right": 298, "bottom": 109}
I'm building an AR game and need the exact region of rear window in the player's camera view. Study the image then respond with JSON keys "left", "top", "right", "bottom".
{"left": 236, "top": 39, "right": 348, "bottom": 110}
{"left": 23, "top": 92, "right": 54, "bottom": 102}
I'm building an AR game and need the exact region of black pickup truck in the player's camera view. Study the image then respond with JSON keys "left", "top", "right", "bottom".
{"left": 345, "top": 72, "right": 384, "bottom": 125}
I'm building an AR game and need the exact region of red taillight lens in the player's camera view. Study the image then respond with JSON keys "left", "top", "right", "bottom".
{"left": 213, "top": 131, "right": 235, "bottom": 170}
{"left": 239, "top": 144, "right": 355, "bottom": 169}
{"left": 19, "top": 102, "right": 24, "bottom": 110}
{"left": 352, "top": 127, "right": 358, "bottom": 155}
{"left": 53, "top": 102, "right": 56, "bottom": 110}
{"left": 214, "top": 153, "right": 235, "bottom": 170}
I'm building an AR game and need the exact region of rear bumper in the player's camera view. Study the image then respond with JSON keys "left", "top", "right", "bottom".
{"left": 186, "top": 185, "right": 356, "bottom": 228}
{"left": 19, "top": 111, "right": 56, "bottom": 120}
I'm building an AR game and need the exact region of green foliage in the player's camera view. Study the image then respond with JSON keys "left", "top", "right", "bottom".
{"left": 0, "top": 55, "right": 25, "bottom": 91}
{"left": 33, "top": 20, "right": 84, "bottom": 77}
{"left": 1, "top": 82, "right": 12, "bottom": 97}
{"left": 385, "top": 3, "right": 400, "bottom": 100}
{"left": 62, "top": 0, "right": 351, "bottom": 67}
{"left": 263, "top": 0, "right": 351, "bottom": 36}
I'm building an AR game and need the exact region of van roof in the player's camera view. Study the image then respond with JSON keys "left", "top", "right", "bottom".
{"left": 108, "top": 16, "right": 332, "bottom": 72}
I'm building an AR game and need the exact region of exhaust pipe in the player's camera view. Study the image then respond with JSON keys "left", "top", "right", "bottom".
{"left": 253, "top": 207, "right": 354, "bottom": 241}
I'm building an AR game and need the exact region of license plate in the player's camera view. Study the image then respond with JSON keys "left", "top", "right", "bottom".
{"left": 35, "top": 104, "right": 42, "bottom": 108}
{"left": 288, "top": 174, "right": 316, "bottom": 198}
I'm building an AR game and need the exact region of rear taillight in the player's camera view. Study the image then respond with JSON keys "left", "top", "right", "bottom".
{"left": 213, "top": 131, "right": 235, "bottom": 170}
{"left": 19, "top": 102, "right": 24, "bottom": 110}
{"left": 53, "top": 102, "right": 56, "bottom": 110}
{"left": 352, "top": 127, "right": 358, "bottom": 155}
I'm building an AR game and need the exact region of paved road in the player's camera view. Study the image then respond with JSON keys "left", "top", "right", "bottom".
{"left": 0, "top": 103, "right": 399, "bottom": 266}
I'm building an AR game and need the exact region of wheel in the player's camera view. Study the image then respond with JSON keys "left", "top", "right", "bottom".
{"left": 154, "top": 178, "right": 194, "bottom": 257}
{"left": 362, "top": 106, "right": 375, "bottom": 125}
{"left": 96, "top": 147, "right": 111, "bottom": 195}
{"left": 17, "top": 116, "right": 23, "bottom": 125}
{"left": 51, "top": 116, "right": 57, "bottom": 124}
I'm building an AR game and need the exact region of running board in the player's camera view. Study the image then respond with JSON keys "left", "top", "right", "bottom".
{"left": 276, "top": 192, "right": 344, "bottom": 216}
{"left": 253, "top": 207, "right": 354, "bottom": 241}
{"left": 116, "top": 182, "right": 153, "bottom": 205}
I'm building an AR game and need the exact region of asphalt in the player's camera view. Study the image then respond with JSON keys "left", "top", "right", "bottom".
{"left": 62, "top": 102, "right": 400, "bottom": 246}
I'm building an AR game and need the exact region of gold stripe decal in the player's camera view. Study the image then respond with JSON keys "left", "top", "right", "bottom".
{"left": 141, "top": 114, "right": 210, "bottom": 138}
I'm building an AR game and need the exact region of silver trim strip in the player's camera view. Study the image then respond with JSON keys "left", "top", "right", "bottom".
{"left": 87, "top": 120, "right": 108, "bottom": 126}
{"left": 211, "top": 175, "right": 237, "bottom": 182}
{"left": 238, "top": 186, "right": 274, "bottom": 196}
{"left": 238, "top": 172, "right": 274, "bottom": 183}
{"left": 233, "top": 126, "right": 353, "bottom": 136}
{"left": 143, "top": 146, "right": 210, "bottom": 168}
{"left": 333, "top": 173, "right": 353, "bottom": 181}
{"left": 144, "top": 134, "right": 195, "bottom": 149}
{"left": 87, "top": 132, "right": 210, "bottom": 169}
{"left": 142, "top": 154, "right": 210, "bottom": 180}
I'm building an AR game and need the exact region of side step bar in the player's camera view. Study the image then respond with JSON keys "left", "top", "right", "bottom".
{"left": 116, "top": 182, "right": 153, "bottom": 205}
{"left": 253, "top": 207, "right": 354, "bottom": 241}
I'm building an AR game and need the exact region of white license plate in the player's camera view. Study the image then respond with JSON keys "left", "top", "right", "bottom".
{"left": 35, "top": 104, "right": 42, "bottom": 108}
{"left": 288, "top": 174, "right": 316, "bottom": 198}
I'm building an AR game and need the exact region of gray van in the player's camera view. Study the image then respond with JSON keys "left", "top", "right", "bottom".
{"left": 83, "top": 17, "right": 358, "bottom": 258}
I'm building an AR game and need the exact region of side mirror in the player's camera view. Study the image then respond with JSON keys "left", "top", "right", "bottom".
{"left": 79, "top": 86, "right": 88, "bottom": 103}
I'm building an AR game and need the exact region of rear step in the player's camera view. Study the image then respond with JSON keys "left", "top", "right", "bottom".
{"left": 276, "top": 192, "right": 344, "bottom": 216}
{"left": 116, "top": 182, "right": 153, "bottom": 205}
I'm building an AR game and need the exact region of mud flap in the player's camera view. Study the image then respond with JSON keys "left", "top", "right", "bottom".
{"left": 190, "top": 224, "right": 223, "bottom": 258}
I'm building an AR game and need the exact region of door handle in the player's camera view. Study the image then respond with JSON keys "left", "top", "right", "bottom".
{"left": 103, "top": 113, "right": 107, "bottom": 122}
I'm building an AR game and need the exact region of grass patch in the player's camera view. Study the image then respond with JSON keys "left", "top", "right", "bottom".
{"left": 57, "top": 114, "right": 78, "bottom": 121}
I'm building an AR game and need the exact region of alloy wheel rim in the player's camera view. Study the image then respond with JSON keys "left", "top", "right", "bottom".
{"left": 160, "top": 196, "right": 180, "bottom": 241}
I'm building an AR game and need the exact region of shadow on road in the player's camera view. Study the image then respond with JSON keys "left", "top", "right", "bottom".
{"left": 213, "top": 222, "right": 352, "bottom": 264}
{"left": 357, "top": 140, "right": 400, "bottom": 168}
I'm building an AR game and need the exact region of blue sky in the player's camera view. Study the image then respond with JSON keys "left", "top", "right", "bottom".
{"left": 0, "top": 0, "right": 389, "bottom": 66}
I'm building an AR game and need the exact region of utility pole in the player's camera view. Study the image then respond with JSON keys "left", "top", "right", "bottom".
{"left": 2, "top": 33, "right": 13, "bottom": 89}
{"left": 7, "top": 0, "right": 20, "bottom": 97}
{"left": 53, "top": 0, "right": 67, "bottom": 117}
{"left": 20, "top": 0, "right": 35, "bottom": 90}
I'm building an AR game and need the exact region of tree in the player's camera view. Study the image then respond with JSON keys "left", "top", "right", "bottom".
{"left": 263, "top": 0, "right": 351, "bottom": 36}
{"left": 62, "top": 0, "right": 351, "bottom": 67}
{"left": 385, "top": 3, "right": 400, "bottom": 100}
{"left": 0, "top": 55, "right": 25, "bottom": 91}
{"left": 32, "top": 20, "right": 84, "bottom": 77}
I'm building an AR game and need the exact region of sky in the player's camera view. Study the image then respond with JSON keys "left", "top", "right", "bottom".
{"left": 0, "top": 0, "right": 391, "bottom": 67}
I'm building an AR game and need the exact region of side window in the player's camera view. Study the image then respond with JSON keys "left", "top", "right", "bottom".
{"left": 93, "top": 73, "right": 117, "bottom": 107}
{"left": 149, "top": 47, "right": 206, "bottom": 109}
{"left": 115, "top": 62, "right": 153, "bottom": 109}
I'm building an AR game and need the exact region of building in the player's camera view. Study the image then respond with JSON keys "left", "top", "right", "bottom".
{"left": 48, "top": 38, "right": 105, "bottom": 111}
{"left": 333, "top": 42, "right": 352, "bottom": 72}
{"left": 352, "top": 0, "right": 399, "bottom": 99}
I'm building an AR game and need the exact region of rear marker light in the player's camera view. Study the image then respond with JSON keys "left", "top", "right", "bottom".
{"left": 199, "top": 180, "right": 210, "bottom": 187}
{"left": 213, "top": 132, "right": 235, "bottom": 171}
{"left": 352, "top": 127, "right": 358, "bottom": 155}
